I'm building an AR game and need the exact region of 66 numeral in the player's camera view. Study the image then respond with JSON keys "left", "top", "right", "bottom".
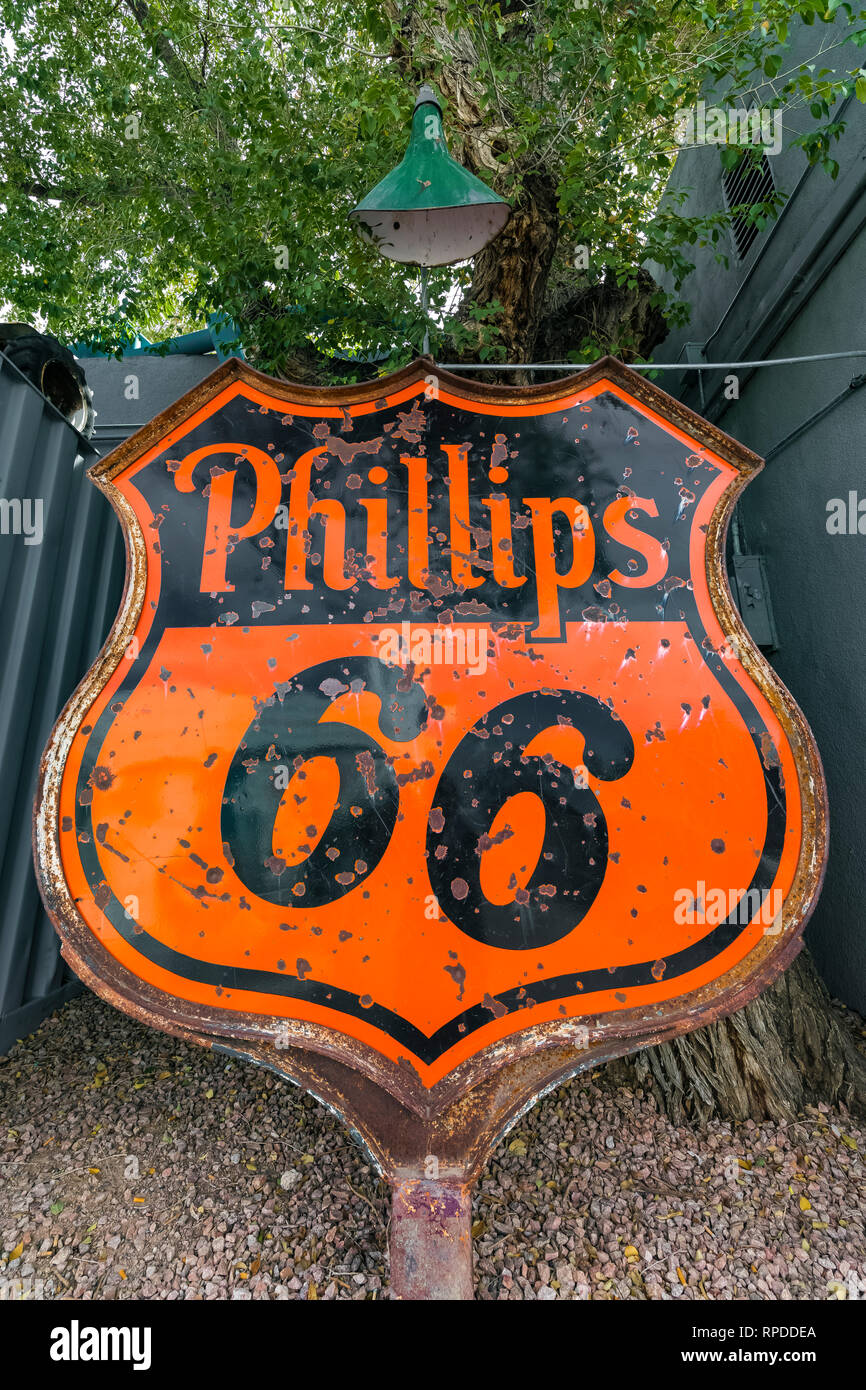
{"left": 222, "top": 661, "right": 633, "bottom": 951}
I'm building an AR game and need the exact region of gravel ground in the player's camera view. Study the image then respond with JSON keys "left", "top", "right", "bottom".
{"left": 1, "top": 992, "right": 864, "bottom": 1301}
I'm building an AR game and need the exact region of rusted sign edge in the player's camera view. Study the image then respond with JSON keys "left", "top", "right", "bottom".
{"left": 33, "top": 356, "right": 827, "bottom": 1127}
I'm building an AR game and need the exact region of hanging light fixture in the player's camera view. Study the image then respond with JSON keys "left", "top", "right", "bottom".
{"left": 349, "top": 85, "right": 511, "bottom": 267}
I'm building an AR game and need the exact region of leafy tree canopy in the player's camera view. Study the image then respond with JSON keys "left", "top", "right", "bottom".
{"left": 1, "top": 0, "right": 865, "bottom": 378}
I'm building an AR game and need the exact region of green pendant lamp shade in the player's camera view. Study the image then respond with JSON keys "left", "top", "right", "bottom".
{"left": 349, "top": 86, "right": 510, "bottom": 267}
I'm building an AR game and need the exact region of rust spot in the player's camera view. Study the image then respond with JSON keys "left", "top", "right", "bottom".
{"left": 760, "top": 732, "right": 782, "bottom": 770}
{"left": 443, "top": 961, "right": 466, "bottom": 1001}
{"left": 454, "top": 599, "right": 490, "bottom": 616}
{"left": 476, "top": 825, "right": 514, "bottom": 854}
{"left": 319, "top": 677, "right": 348, "bottom": 699}
{"left": 396, "top": 760, "right": 435, "bottom": 787}
{"left": 426, "top": 573, "right": 454, "bottom": 599}
{"left": 356, "top": 749, "right": 377, "bottom": 797}
{"left": 390, "top": 402, "right": 426, "bottom": 444}
{"left": 481, "top": 992, "right": 508, "bottom": 1019}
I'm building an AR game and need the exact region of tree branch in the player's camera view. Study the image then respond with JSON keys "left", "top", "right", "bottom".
{"left": 120, "top": 0, "right": 204, "bottom": 93}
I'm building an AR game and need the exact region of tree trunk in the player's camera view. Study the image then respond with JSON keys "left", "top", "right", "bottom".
{"left": 534, "top": 266, "right": 669, "bottom": 364}
{"left": 608, "top": 948, "right": 866, "bottom": 1123}
{"left": 461, "top": 168, "right": 559, "bottom": 366}
{"left": 386, "top": 4, "right": 561, "bottom": 376}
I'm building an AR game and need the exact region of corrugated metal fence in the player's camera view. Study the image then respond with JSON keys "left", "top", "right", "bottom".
{"left": 0, "top": 349, "right": 124, "bottom": 1054}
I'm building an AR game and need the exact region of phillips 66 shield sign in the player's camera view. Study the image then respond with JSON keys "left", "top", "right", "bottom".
{"left": 34, "top": 357, "right": 826, "bottom": 1113}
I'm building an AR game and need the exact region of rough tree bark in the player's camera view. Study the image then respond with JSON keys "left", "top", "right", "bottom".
{"left": 389, "top": 9, "right": 866, "bottom": 1124}
{"left": 462, "top": 167, "right": 559, "bottom": 365}
{"left": 534, "top": 266, "right": 669, "bottom": 364}
{"left": 609, "top": 951, "right": 866, "bottom": 1123}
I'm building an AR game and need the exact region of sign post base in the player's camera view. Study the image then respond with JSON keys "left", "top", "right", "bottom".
{"left": 389, "top": 1174, "right": 474, "bottom": 1301}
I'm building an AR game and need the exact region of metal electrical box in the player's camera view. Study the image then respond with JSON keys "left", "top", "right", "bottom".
{"left": 731, "top": 553, "right": 778, "bottom": 650}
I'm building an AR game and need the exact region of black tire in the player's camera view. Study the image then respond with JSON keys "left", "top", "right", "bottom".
{"left": 0, "top": 324, "right": 95, "bottom": 438}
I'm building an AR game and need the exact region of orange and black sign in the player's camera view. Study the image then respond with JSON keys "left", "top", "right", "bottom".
{"left": 35, "top": 357, "right": 825, "bottom": 1097}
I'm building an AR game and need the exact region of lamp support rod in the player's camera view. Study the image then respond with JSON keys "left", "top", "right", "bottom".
{"left": 420, "top": 267, "right": 430, "bottom": 357}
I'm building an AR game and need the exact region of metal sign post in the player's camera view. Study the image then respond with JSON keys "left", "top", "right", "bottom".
{"left": 34, "top": 356, "right": 826, "bottom": 1299}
